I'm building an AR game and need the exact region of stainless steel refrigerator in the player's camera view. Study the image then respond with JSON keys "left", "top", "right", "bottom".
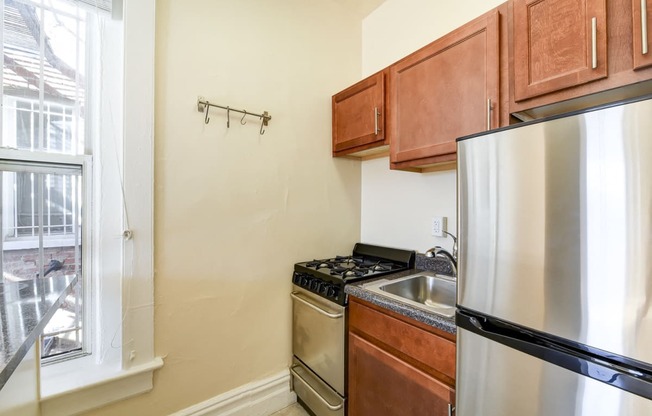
{"left": 456, "top": 96, "right": 652, "bottom": 415}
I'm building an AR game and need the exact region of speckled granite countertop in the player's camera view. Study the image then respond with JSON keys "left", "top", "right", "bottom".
{"left": 0, "top": 275, "right": 77, "bottom": 391}
{"left": 345, "top": 254, "right": 456, "bottom": 335}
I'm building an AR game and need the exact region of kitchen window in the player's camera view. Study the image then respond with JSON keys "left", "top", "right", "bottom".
{"left": 2, "top": 0, "right": 158, "bottom": 413}
{"left": 0, "top": 160, "right": 87, "bottom": 360}
{"left": 2, "top": 0, "right": 90, "bottom": 362}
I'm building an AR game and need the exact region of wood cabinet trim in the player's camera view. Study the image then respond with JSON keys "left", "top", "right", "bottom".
{"left": 332, "top": 134, "right": 385, "bottom": 152}
{"left": 350, "top": 297, "right": 457, "bottom": 341}
{"left": 349, "top": 298, "right": 456, "bottom": 384}
{"left": 392, "top": 142, "right": 456, "bottom": 163}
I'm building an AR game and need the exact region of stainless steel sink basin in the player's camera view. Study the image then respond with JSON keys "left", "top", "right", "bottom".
{"left": 362, "top": 273, "right": 456, "bottom": 317}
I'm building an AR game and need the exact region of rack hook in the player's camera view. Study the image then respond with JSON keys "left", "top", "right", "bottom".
{"left": 259, "top": 116, "right": 266, "bottom": 135}
{"left": 226, "top": 107, "right": 231, "bottom": 128}
{"left": 204, "top": 102, "right": 210, "bottom": 124}
{"left": 240, "top": 112, "right": 247, "bottom": 125}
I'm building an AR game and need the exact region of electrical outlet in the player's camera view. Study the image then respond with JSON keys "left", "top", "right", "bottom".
{"left": 431, "top": 216, "right": 447, "bottom": 237}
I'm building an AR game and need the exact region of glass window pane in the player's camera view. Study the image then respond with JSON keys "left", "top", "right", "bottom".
{"left": 3, "top": 0, "right": 86, "bottom": 155}
{"left": 16, "top": 104, "right": 34, "bottom": 150}
{"left": 0, "top": 162, "right": 84, "bottom": 359}
{"left": 15, "top": 172, "right": 36, "bottom": 237}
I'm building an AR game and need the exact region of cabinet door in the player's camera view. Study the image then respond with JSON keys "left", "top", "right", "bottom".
{"left": 349, "top": 332, "right": 454, "bottom": 416}
{"left": 349, "top": 299, "right": 456, "bottom": 384}
{"left": 388, "top": 9, "right": 499, "bottom": 170}
{"left": 513, "top": 0, "right": 607, "bottom": 101}
{"left": 633, "top": 0, "right": 652, "bottom": 69}
{"left": 332, "top": 71, "right": 385, "bottom": 156}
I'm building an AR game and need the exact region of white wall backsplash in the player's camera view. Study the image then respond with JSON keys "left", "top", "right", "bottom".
{"left": 360, "top": 0, "right": 503, "bottom": 254}
{"left": 361, "top": 157, "right": 457, "bottom": 253}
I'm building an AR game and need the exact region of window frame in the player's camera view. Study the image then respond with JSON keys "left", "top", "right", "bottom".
{"left": 0, "top": 149, "right": 92, "bottom": 362}
{"left": 0, "top": 142, "right": 84, "bottom": 250}
{"left": 37, "top": 0, "right": 159, "bottom": 414}
{"left": 1, "top": 0, "right": 94, "bottom": 363}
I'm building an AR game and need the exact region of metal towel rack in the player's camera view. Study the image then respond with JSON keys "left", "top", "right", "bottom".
{"left": 197, "top": 96, "right": 272, "bottom": 135}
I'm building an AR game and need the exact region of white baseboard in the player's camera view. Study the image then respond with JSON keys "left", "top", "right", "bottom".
{"left": 172, "top": 370, "right": 297, "bottom": 416}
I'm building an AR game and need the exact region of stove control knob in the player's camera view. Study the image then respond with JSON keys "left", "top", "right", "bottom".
{"left": 328, "top": 286, "right": 340, "bottom": 299}
{"left": 292, "top": 272, "right": 302, "bottom": 285}
{"left": 301, "top": 275, "right": 311, "bottom": 287}
{"left": 310, "top": 278, "right": 321, "bottom": 292}
{"left": 320, "top": 283, "right": 331, "bottom": 296}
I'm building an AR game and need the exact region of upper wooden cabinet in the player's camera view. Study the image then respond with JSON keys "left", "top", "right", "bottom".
{"left": 511, "top": 0, "right": 652, "bottom": 115}
{"left": 332, "top": 71, "right": 387, "bottom": 158}
{"left": 388, "top": 9, "right": 501, "bottom": 171}
{"left": 633, "top": 0, "right": 652, "bottom": 70}
{"left": 513, "top": 0, "right": 608, "bottom": 101}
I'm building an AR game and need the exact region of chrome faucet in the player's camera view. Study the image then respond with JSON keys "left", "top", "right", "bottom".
{"left": 425, "top": 231, "right": 457, "bottom": 277}
{"left": 443, "top": 231, "right": 457, "bottom": 260}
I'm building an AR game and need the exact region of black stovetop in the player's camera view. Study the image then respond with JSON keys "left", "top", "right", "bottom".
{"left": 292, "top": 243, "right": 415, "bottom": 305}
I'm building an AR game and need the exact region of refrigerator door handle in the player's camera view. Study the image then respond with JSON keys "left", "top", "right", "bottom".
{"left": 457, "top": 309, "right": 652, "bottom": 401}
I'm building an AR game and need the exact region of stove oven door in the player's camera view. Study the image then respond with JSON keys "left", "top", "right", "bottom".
{"left": 291, "top": 285, "right": 345, "bottom": 396}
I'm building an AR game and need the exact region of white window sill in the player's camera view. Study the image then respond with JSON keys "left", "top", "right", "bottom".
{"left": 40, "top": 355, "right": 164, "bottom": 416}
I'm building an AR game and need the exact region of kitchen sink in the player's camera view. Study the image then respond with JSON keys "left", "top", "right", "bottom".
{"left": 362, "top": 273, "right": 456, "bottom": 318}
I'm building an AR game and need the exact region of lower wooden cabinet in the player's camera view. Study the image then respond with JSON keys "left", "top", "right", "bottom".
{"left": 348, "top": 297, "right": 455, "bottom": 416}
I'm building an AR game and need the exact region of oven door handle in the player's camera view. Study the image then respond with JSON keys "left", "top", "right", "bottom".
{"left": 291, "top": 292, "right": 344, "bottom": 319}
{"left": 290, "top": 365, "right": 344, "bottom": 411}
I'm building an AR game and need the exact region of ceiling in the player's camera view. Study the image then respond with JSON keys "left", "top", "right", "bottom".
{"left": 333, "top": 0, "right": 387, "bottom": 19}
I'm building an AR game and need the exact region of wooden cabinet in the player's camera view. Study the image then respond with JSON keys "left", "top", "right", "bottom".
{"left": 348, "top": 297, "right": 456, "bottom": 416}
{"left": 633, "top": 0, "right": 652, "bottom": 70}
{"left": 513, "top": 0, "right": 608, "bottom": 101}
{"left": 331, "top": 0, "right": 652, "bottom": 167}
{"left": 510, "top": 0, "right": 652, "bottom": 116}
{"left": 349, "top": 333, "right": 454, "bottom": 416}
{"left": 332, "top": 71, "right": 387, "bottom": 158}
{"left": 388, "top": 9, "right": 500, "bottom": 172}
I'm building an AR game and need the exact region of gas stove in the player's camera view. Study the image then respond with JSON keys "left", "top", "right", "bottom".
{"left": 292, "top": 243, "right": 416, "bottom": 305}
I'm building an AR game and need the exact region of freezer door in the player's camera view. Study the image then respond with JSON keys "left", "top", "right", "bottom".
{"left": 457, "top": 97, "right": 652, "bottom": 365}
{"left": 457, "top": 326, "right": 652, "bottom": 416}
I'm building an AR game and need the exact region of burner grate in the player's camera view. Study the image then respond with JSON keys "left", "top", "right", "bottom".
{"left": 304, "top": 256, "right": 403, "bottom": 278}
{"left": 330, "top": 266, "right": 369, "bottom": 277}
{"left": 293, "top": 244, "right": 415, "bottom": 305}
{"left": 305, "top": 260, "right": 334, "bottom": 269}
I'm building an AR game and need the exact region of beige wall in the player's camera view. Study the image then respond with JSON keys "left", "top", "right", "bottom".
{"left": 85, "top": 0, "right": 362, "bottom": 414}
{"left": 360, "top": 0, "right": 504, "bottom": 254}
